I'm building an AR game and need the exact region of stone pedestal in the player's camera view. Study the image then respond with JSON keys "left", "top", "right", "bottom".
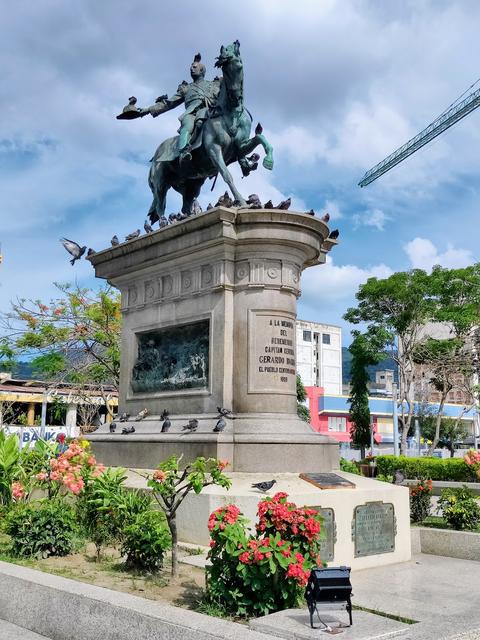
{"left": 88, "top": 207, "right": 338, "bottom": 472}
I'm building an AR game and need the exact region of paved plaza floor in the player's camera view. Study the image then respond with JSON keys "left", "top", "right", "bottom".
{"left": 0, "top": 619, "right": 49, "bottom": 640}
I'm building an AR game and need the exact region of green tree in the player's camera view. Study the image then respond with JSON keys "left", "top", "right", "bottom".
{"left": 296, "top": 374, "right": 310, "bottom": 423}
{"left": 0, "top": 283, "right": 121, "bottom": 418}
{"left": 347, "top": 333, "right": 382, "bottom": 458}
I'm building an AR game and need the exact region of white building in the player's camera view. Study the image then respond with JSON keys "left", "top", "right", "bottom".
{"left": 296, "top": 320, "right": 342, "bottom": 394}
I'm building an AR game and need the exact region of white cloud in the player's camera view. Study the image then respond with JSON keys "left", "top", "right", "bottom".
{"left": 301, "top": 255, "right": 393, "bottom": 305}
{"left": 404, "top": 237, "right": 474, "bottom": 271}
{"left": 322, "top": 199, "right": 342, "bottom": 220}
{"left": 352, "top": 208, "right": 390, "bottom": 231}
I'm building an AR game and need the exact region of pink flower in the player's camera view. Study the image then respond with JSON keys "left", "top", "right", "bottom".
{"left": 239, "top": 552, "right": 251, "bottom": 564}
{"left": 36, "top": 472, "right": 48, "bottom": 481}
{"left": 218, "top": 460, "right": 229, "bottom": 471}
{"left": 49, "top": 471, "right": 61, "bottom": 481}
{"left": 11, "top": 482, "right": 25, "bottom": 500}
{"left": 153, "top": 469, "right": 167, "bottom": 483}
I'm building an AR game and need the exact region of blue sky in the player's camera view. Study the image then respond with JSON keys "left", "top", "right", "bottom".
{"left": 1, "top": 0, "right": 479, "bottom": 344}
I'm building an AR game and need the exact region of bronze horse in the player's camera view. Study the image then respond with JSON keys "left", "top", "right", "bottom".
{"left": 147, "top": 41, "right": 274, "bottom": 224}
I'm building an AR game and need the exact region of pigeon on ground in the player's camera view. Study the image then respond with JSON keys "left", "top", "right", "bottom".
{"left": 393, "top": 470, "right": 405, "bottom": 485}
{"left": 161, "top": 409, "right": 171, "bottom": 433}
{"left": 213, "top": 417, "right": 226, "bottom": 433}
{"left": 121, "top": 426, "right": 136, "bottom": 435}
{"left": 217, "top": 407, "right": 232, "bottom": 417}
{"left": 255, "top": 122, "right": 263, "bottom": 135}
{"left": 263, "top": 200, "right": 273, "bottom": 209}
{"left": 206, "top": 203, "right": 213, "bottom": 210}
{"left": 276, "top": 197, "right": 291, "bottom": 210}
{"left": 87, "top": 248, "right": 96, "bottom": 257}
{"left": 182, "top": 418, "right": 199, "bottom": 432}
{"left": 192, "top": 199, "right": 202, "bottom": 215}
{"left": 109, "top": 422, "right": 117, "bottom": 433}
{"left": 321, "top": 212, "right": 330, "bottom": 223}
{"left": 144, "top": 220, "right": 154, "bottom": 234}
{"left": 119, "top": 412, "right": 130, "bottom": 422}
{"left": 60, "top": 238, "right": 87, "bottom": 265}
{"left": 215, "top": 191, "right": 234, "bottom": 208}
{"left": 134, "top": 408, "right": 148, "bottom": 421}
{"left": 159, "top": 216, "right": 169, "bottom": 228}
{"left": 251, "top": 480, "right": 277, "bottom": 492}
{"left": 111, "top": 235, "right": 119, "bottom": 246}
{"left": 246, "top": 194, "right": 262, "bottom": 209}
{"left": 125, "top": 229, "right": 141, "bottom": 241}
{"left": 328, "top": 229, "right": 340, "bottom": 240}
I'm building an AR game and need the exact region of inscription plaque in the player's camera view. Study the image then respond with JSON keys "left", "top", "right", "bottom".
{"left": 131, "top": 319, "right": 209, "bottom": 393}
{"left": 352, "top": 502, "right": 396, "bottom": 557}
{"left": 248, "top": 310, "right": 296, "bottom": 394}
{"left": 311, "top": 507, "right": 336, "bottom": 562}
{"left": 300, "top": 473, "right": 356, "bottom": 490}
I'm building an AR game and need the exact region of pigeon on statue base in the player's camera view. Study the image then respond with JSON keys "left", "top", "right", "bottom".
{"left": 251, "top": 480, "right": 277, "bottom": 492}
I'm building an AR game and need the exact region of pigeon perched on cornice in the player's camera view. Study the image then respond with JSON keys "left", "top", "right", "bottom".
{"left": 144, "top": 220, "right": 154, "bottom": 234}
{"left": 276, "top": 197, "right": 291, "bottom": 210}
{"left": 111, "top": 235, "right": 119, "bottom": 246}
{"left": 321, "top": 212, "right": 330, "bottom": 223}
{"left": 215, "top": 191, "right": 234, "bottom": 208}
{"left": 328, "top": 229, "right": 339, "bottom": 240}
{"left": 60, "top": 238, "right": 86, "bottom": 265}
{"left": 159, "top": 217, "right": 169, "bottom": 228}
{"left": 125, "top": 229, "right": 141, "bottom": 241}
{"left": 246, "top": 194, "right": 262, "bottom": 209}
{"left": 263, "top": 199, "right": 273, "bottom": 209}
{"left": 192, "top": 199, "right": 202, "bottom": 215}
{"left": 305, "top": 209, "right": 315, "bottom": 216}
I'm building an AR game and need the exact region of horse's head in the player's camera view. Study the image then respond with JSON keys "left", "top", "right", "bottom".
{"left": 215, "top": 40, "right": 241, "bottom": 69}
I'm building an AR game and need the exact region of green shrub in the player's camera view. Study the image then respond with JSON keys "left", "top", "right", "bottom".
{"left": 376, "top": 455, "right": 476, "bottom": 482}
{"left": 437, "top": 486, "right": 480, "bottom": 531}
{"left": 5, "top": 499, "right": 77, "bottom": 558}
{"left": 339, "top": 458, "right": 361, "bottom": 475}
{"left": 0, "top": 432, "right": 22, "bottom": 506}
{"left": 121, "top": 510, "right": 171, "bottom": 572}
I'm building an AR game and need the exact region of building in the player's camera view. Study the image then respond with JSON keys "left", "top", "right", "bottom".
{"left": 305, "top": 386, "right": 478, "bottom": 446}
{"left": 0, "top": 375, "right": 118, "bottom": 430}
{"left": 296, "top": 320, "right": 342, "bottom": 394}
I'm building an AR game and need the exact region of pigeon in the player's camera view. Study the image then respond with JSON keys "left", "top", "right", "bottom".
{"left": 109, "top": 422, "right": 117, "bottom": 433}
{"left": 305, "top": 209, "right": 315, "bottom": 216}
{"left": 144, "top": 220, "right": 154, "bottom": 234}
{"left": 121, "top": 426, "right": 136, "bottom": 435}
{"left": 276, "top": 197, "right": 291, "bottom": 210}
{"left": 125, "top": 229, "right": 141, "bottom": 241}
{"left": 159, "top": 217, "right": 169, "bottom": 228}
{"left": 328, "top": 229, "right": 340, "bottom": 240}
{"left": 87, "top": 248, "right": 96, "bottom": 257}
{"left": 182, "top": 418, "right": 199, "bottom": 432}
{"left": 60, "top": 238, "right": 87, "bottom": 265}
{"left": 134, "top": 408, "right": 148, "bottom": 421}
{"left": 263, "top": 200, "right": 273, "bottom": 209}
{"left": 206, "top": 203, "right": 213, "bottom": 210}
{"left": 251, "top": 480, "right": 277, "bottom": 492}
{"left": 119, "top": 412, "right": 130, "bottom": 423}
{"left": 393, "top": 470, "right": 405, "bottom": 485}
{"left": 215, "top": 191, "right": 234, "bottom": 208}
{"left": 191, "top": 199, "right": 202, "bottom": 215}
{"left": 160, "top": 409, "right": 169, "bottom": 420}
{"left": 160, "top": 409, "right": 171, "bottom": 433}
{"left": 128, "top": 96, "right": 137, "bottom": 106}
{"left": 321, "top": 212, "right": 330, "bottom": 223}
{"left": 246, "top": 194, "right": 262, "bottom": 209}
{"left": 255, "top": 122, "right": 263, "bottom": 135}
{"left": 217, "top": 406, "right": 232, "bottom": 417}
{"left": 213, "top": 417, "right": 226, "bottom": 433}
{"left": 111, "top": 235, "right": 119, "bottom": 246}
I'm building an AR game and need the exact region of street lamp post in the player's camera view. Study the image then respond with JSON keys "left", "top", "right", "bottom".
{"left": 392, "top": 382, "right": 399, "bottom": 456}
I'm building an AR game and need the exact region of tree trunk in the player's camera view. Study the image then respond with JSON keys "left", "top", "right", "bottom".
{"left": 168, "top": 515, "right": 178, "bottom": 578}
{"left": 428, "top": 396, "right": 446, "bottom": 455}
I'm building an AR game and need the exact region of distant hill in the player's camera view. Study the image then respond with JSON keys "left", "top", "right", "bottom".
{"left": 0, "top": 361, "right": 37, "bottom": 380}
{"left": 342, "top": 347, "right": 397, "bottom": 385}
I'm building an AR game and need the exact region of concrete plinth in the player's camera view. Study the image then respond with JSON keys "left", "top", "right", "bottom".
{"left": 88, "top": 207, "right": 338, "bottom": 472}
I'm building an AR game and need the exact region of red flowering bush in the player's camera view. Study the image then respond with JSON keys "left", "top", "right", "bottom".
{"left": 409, "top": 478, "right": 432, "bottom": 523}
{"left": 206, "top": 493, "right": 324, "bottom": 617}
{"left": 464, "top": 449, "right": 480, "bottom": 480}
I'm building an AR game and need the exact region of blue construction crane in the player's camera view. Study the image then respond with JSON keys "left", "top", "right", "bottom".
{"left": 359, "top": 79, "right": 480, "bottom": 187}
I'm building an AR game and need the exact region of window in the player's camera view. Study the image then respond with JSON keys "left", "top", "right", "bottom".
{"left": 303, "top": 330, "right": 312, "bottom": 342}
{"left": 328, "top": 416, "right": 346, "bottom": 432}
{"left": 322, "top": 333, "right": 331, "bottom": 345}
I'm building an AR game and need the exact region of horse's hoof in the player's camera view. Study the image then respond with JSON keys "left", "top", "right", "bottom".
{"left": 263, "top": 157, "right": 274, "bottom": 170}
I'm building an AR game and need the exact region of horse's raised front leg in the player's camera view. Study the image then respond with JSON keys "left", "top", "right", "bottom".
{"left": 148, "top": 162, "right": 168, "bottom": 225}
{"left": 237, "top": 133, "right": 274, "bottom": 171}
{"left": 207, "top": 143, "right": 247, "bottom": 206}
